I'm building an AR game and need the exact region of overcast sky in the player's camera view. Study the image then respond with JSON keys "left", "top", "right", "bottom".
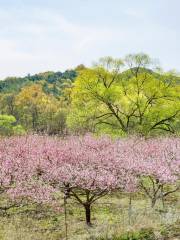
{"left": 0, "top": 0, "right": 179, "bottom": 79}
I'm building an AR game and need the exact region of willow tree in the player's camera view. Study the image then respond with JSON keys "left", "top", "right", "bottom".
{"left": 68, "top": 54, "right": 180, "bottom": 136}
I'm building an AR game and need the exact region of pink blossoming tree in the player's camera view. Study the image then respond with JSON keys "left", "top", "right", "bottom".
{"left": 37, "top": 135, "right": 137, "bottom": 225}
{"left": 0, "top": 135, "right": 179, "bottom": 225}
{"left": 128, "top": 137, "right": 180, "bottom": 207}
{"left": 0, "top": 135, "right": 137, "bottom": 225}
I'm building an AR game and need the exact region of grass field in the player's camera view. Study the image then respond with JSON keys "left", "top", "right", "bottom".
{"left": 0, "top": 192, "right": 179, "bottom": 240}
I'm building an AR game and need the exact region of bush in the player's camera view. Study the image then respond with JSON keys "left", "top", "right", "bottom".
{"left": 13, "top": 124, "right": 26, "bottom": 135}
{"left": 0, "top": 114, "right": 25, "bottom": 136}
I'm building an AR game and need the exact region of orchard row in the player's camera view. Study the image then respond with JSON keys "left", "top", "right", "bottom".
{"left": 0, "top": 135, "right": 179, "bottom": 225}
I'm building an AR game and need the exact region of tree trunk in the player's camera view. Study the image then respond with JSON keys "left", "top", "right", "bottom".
{"left": 161, "top": 186, "right": 165, "bottom": 209}
{"left": 128, "top": 195, "right": 132, "bottom": 225}
{"left": 151, "top": 198, "right": 156, "bottom": 208}
{"left": 64, "top": 196, "right": 68, "bottom": 240}
{"left": 84, "top": 204, "right": 91, "bottom": 226}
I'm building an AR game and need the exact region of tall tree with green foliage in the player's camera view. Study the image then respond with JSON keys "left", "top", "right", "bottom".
{"left": 68, "top": 54, "right": 180, "bottom": 136}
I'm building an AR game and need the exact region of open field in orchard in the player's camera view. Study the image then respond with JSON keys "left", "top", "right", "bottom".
{"left": 0, "top": 192, "right": 179, "bottom": 240}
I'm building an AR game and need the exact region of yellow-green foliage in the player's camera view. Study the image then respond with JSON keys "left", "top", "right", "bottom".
{"left": 0, "top": 114, "right": 25, "bottom": 136}
{"left": 68, "top": 55, "right": 180, "bottom": 136}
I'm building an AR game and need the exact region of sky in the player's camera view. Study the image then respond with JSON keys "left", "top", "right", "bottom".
{"left": 0, "top": 0, "right": 179, "bottom": 79}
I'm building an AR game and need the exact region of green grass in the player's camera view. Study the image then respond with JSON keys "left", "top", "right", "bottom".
{"left": 0, "top": 192, "right": 179, "bottom": 240}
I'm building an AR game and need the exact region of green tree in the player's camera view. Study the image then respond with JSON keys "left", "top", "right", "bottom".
{"left": 0, "top": 93, "right": 16, "bottom": 116}
{"left": 68, "top": 54, "right": 180, "bottom": 136}
{"left": 0, "top": 114, "right": 25, "bottom": 136}
{"left": 15, "top": 83, "right": 68, "bottom": 135}
{"left": 15, "top": 84, "right": 58, "bottom": 131}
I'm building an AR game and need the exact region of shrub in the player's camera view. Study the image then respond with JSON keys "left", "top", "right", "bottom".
{"left": 0, "top": 114, "right": 25, "bottom": 136}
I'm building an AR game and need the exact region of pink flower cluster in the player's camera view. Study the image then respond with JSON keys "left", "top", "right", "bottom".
{"left": 0, "top": 135, "right": 179, "bottom": 204}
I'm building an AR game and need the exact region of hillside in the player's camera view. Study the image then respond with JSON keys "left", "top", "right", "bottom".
{"left": 0, "top": 67, "right": 179, "bottom": 97}
{"left": 0, "top": 70, "right": 77, "bottom": 97}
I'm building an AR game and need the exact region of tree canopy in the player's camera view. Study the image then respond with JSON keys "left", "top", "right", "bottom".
{"left": 68, "top": 54, "right": 180, "bottom": 136}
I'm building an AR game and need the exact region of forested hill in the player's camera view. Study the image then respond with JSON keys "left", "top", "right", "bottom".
{"left": 0, "top": 53, "right": 179, "bottom": 137}
{"left": 0, "top": 69, "right": 77, "bottom": 96}
{"left": 0, "top": 66, "right": 179, "bottom": 97}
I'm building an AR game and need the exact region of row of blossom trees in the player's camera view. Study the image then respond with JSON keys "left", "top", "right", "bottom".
{"left": 0, "top": 135, "right": 179, "bottom": 225}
